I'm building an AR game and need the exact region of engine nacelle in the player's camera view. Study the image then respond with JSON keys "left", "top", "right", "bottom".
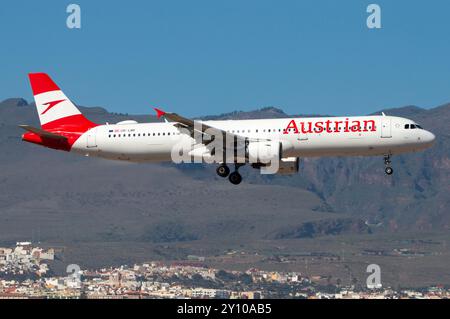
{"left": 276, "top": 157, "right": 300, "bottom": 175}
{"left": 246, "top": 141, "right": 281, "bottom": 164}
{"left": 251, "top": 156, "right": 300, "bottom": 174}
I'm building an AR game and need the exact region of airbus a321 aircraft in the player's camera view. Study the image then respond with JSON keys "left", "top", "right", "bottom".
{"left": 20, "top": 73, "right": 435, "bottom": 185}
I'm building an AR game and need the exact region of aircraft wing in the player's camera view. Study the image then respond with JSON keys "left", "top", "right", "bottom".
{"left": 153, "top": 108, "right": 266, "bottom": 148}
{"left": 19, "top": 125, "right": 68, "bottom": 141}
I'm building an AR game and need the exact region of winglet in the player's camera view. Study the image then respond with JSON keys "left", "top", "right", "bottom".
{"left": 154, "top": 108, "right": 166, "bottom": 119}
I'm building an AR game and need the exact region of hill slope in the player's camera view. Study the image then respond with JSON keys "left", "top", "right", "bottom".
{"left": 0, "top": 98, "right": 449, "bottom": 285}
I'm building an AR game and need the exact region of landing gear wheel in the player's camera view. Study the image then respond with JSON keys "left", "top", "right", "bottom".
{"left": 216, "top": 165, "right": 230, "bottom": 178}
{"left": 385, "top": 166, "right": 393, "bottom": 175}
{"left": 383, "top": 155, "right": 393, "bottom": 175}
{"left": 228, "top": 172, "right": 242, "bottom": 185}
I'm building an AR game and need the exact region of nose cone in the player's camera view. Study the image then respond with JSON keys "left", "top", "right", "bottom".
{"left": 423, "top": 131, "right": 436, "bottom": 145}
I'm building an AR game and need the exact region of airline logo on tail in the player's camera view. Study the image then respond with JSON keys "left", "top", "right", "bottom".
{"left": 41, "top": 99, "right": 66, "bottom": 115}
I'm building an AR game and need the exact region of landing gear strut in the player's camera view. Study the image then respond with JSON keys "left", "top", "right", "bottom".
{"left": 228, "top": 164, "right": 244, "bottom": 185}
{"left": 384, "top": 155, "right": 393, "bottom": 175}
{"left": 216, "top": 164, "right": 230, "bottom": 178}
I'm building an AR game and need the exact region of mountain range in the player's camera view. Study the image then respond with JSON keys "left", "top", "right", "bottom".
{"left": 0, "top": 97, "right": 448, "bottom": 285}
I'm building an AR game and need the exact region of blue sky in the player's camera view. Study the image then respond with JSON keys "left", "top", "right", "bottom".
{"left": 1, "top": 0, "right": 450, "bottom": 117}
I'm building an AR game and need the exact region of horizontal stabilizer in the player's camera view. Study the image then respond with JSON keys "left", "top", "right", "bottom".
{"left": 18, "top": 125, "right": 67, "bottom": 140}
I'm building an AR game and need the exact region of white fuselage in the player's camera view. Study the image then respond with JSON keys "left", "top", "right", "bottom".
{"left": 72, "top": 115, "right": 435, "bottom": 162}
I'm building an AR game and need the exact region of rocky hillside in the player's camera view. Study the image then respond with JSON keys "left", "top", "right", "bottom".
{"left": 190, "top": 104, "right": 450, "bottom": 232}
{"left": 0, "top": 97, "right": 448, "bottom": 248}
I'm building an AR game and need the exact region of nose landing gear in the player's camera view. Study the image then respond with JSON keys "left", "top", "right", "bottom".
{"left": 384, "top": 155, "right": 393, "bottom": 175}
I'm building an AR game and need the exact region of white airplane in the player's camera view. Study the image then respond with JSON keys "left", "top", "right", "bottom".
{"left": 21, "top": 73, "right": 435, "bottom": 185}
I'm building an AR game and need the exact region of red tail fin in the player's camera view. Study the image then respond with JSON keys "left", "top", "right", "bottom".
{"left": 28, "top": 73, "right": 98, "bottom": 133}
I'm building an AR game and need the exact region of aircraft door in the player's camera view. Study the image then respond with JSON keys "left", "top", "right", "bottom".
{"left": 86, "top": 128, "right": 98, "bottom": 148}
{"left": 381, "top": 118, "right": 392, "bottom": 138}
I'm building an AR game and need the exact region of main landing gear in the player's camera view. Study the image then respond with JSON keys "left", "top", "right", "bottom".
{"left": 384, "top": 155, "right": 393, "bottom": 175}
{"left": 228, "top": 170, "right": 242, "bottom": 185}
{"left": 216, "top": 164, "right": 230, "bottom": 178}
{"left": 216, "top": 164, "right": 243, "bottom": 185}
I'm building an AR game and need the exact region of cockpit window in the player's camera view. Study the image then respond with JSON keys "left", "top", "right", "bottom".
{"left": 405, "top": 123, "right": 423, "bottom": 129}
